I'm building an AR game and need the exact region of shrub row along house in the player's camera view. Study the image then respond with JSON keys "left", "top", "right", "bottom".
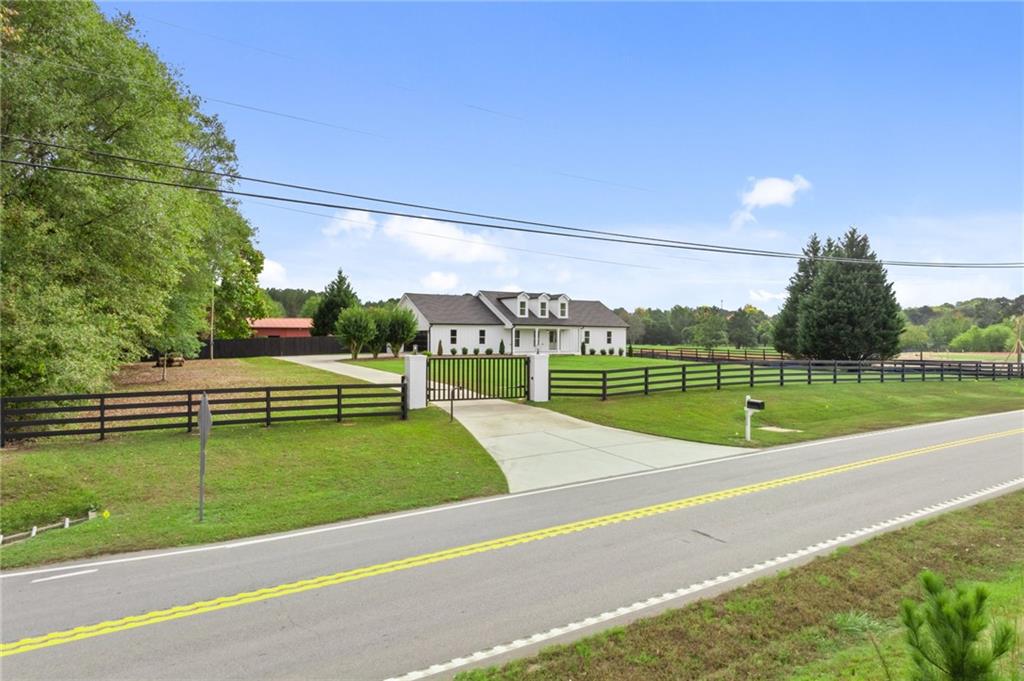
{"left": 400, "top": 290, "right": 627, "bottom": 355}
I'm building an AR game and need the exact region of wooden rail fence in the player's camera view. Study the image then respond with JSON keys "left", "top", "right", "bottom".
{"left": 551, "top": 359, "right": 1022, "bottom": 400}
{"left": 632, "top": 346, "right": 788, "bottom": 362}
{"left": 0, "top": 381, "right": 407, "bottom": 445}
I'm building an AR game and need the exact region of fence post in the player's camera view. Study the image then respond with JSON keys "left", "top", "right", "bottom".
{"left": 264, "top": 389, "right": 271, "bottom": 427}
{"left": 779, "top": 364, "right": 784, "bottom": 387}
{"left": 99, "top": 397, "right": 106, "bottom": 441}
{"left": 901, "top": 362, "right": 906, "bottom": 383}
{"left": 336, "top": 386, "right": 343, "bottom": 422}
{"left": 681, "top": 365, "right": 686, "bottom": 392}
{"left": 807, "top": 362, "right": 812, "bottom": 385}
{"left": 644, "top": 367, "right": 650, "bottom": 395}
{"left": 939, "top": 363, "right": 944, "bottom": 382}
{"left": 958, "top": 362, "right": 962, "bottom": 382}
{"left": 404, "top": 355, "right": 427, "bottom": 410}
{"left": 857, "top": 363, "right": 862, "bottom": 383}
{"left": 749, "top": 362, "right": 754, "bottom": 387}
{"left": 762, "top": 348, "right": 766, "bottom": 360}
{"left": 187, "top": 391, "right": 194, "bottom": 433}
{"left": 975, "top": 362, "right": 979, "bottom": 380}
{"left": 716, "top": 363, "right": 722, "bottom": 390}
{"left": 401, "top": 376, "right": 408, "bottom": 420}
{"left": 832, "top": 361, "right": 837, "bottom": 384}
{"left": 601, "top": 371, "right": 608, "bottom": 401}
{"left": 0, "top": 397, "right": 4, "bottom": 448}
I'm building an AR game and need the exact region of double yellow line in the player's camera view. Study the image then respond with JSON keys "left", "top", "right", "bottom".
{"left": 2, "top": 427, "right": 1020, "bottom": 658}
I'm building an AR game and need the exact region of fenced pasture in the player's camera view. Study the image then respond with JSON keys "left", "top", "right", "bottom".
{"left": 632, "top": 346, "right": 789, "bottom": 362}
{"left": 551, "top": 358, "right": 1022, "bottom": 400}
{"left": 1, "top": 382, "right": 406, "bottom": 445}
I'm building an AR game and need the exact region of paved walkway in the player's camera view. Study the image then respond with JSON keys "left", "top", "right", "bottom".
{"left": 282, "top": 355, "right": 748, "bottom": 492}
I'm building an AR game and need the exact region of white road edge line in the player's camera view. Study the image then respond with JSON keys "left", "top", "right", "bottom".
{"left": 383, "top": 476, "right": 1024, "bottom": 681}
{"left": 2, "top": 409, "right": 1020, "bottom": 580}
{"left": 30, "top": 569, "right": 98, "bottom": 584}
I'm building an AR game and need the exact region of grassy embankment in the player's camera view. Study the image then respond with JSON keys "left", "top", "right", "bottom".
{"left": 0, "top": 358, "right": 506, "bottom": 568}
{"left": 543, "top": 380, "right": 1024, "bottom": 448}
{"left": 457, "top": 490, "right": 1024, "bottom": 681}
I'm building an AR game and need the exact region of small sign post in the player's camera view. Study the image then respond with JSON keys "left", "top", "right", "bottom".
{"left": 198, "top": 393, "right": 212, "bottom": 522}
{"left": 744, "top": 395, "right": 765, "bottom": 442}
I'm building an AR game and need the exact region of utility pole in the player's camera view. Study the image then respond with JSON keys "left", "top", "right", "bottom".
{"left": 209, "top": 280, "right": 215, "bottom": 360}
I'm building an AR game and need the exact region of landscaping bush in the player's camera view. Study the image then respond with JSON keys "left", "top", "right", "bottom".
{"left": 437, "top": 340, "right": 443, "bottom": 355}
{"left": 618, "top": 347, "right": 624, "bottom": 356}
{"left": 422, "top": 351, "right": 432, "bottom": 357}
{"left": 628, "top": 343, "right": 633, "bottom": 356}
{"left": 600, "top": 349, "right": 607, "bottom": 355}
{"left": 485, "top": 348, "right": 493, "bottom": 355}
{"left": 580, "top": 342, "right": 586, "bottom": 355}
{"left": 589, "top": 348, "right": 596, "bottom": 355}
{"left": 472, "top": 347, "right": 480, "bottom": 355}
{"left": 499, "top": 339, "right": 506, "bottom": 355}
{"left": 449, "top": 347, "right": 457, "bottom": 355}
{"left": 461, "top": 347, "right": 468, "bottom": 355}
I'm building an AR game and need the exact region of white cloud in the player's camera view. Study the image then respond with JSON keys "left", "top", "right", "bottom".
{"left": 731, "top": 174, "right": 812, "bottom": 227}
{"left": 419, "top": 271, "right": 459, "bottom": 292}
{"left": 383, "top": 216, "right": 505, "bottom": 263}
{"left": 749, "top": 288, "right": 786, "bottom": 303}
{"left": 258, "top": 259, "right": 288, "bottom": 287}
{"left": 322, "top": 209, "right": 377, "bottom": 239}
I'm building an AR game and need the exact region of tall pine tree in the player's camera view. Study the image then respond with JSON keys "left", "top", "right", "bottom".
{"left": 797, "top": 228, "right": 903, "bottom": 360}
{"left": 773, "top": 234, "right": 823, "bottom": 357}
{"left": 311, "top": 269, "right": 360, "bottom": 336}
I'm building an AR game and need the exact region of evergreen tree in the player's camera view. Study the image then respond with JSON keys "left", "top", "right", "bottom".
{"left": 691, "top": 306, "right": 728, "bottom": 349}
{"left": 797, "top": 228, "right": 903, "bottom": 360}
{"left": 774, "top": 234, "right": 823, "bottom": 357}
{"left": 311, "top": 269, "right": 359, "bottom": 336}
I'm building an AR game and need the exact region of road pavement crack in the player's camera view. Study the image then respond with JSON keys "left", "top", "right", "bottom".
{"left": 691, "top": 528, "right": 727, "bottom": 544}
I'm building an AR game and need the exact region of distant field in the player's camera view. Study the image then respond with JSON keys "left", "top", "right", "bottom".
{"left": 113, "top": 357, "right": 358, "bottom": 390}
{"left": 897, "top": 351, "right": 1020, "bottom": 363}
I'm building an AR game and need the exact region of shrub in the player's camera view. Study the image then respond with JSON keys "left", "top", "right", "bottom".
{"left": 449, "top": 347, "right": 457, "bottom": 355}
{"left": 627, "top": 343, "right": 633, "bottom": 356}
{"left": 422, "top": 351, "right": 432, "bottom": 357}
{"left": 599, "top": 349, "right": 607, "bottom": 355}
{"left": 334, "top": 307, "right": 376, "bottom": 359}
{"left": 473, "top": 347, "right": 480, "bottom": 355}
{"left": 589, "top": 348, "right": 596, "bottom": 355}
{"left": 485, "top": 348, "right": 493, "bottom": 355}
{"left": 383, "top": 306, "right": 418, "bottom": 357}
{"left": 618, "top": 347, "right": 624, "bottom": 356}
{"left": 461, "top": 347, "right": 468, "bottom": 355}
{"left": 499, "top": 339, "right": 506, "bottom": 355}
{"left": 580, "top": 342, "right": 586, "bottom": 355}
{"left": 437, "top": 339, "right": 443, "bottom": 355}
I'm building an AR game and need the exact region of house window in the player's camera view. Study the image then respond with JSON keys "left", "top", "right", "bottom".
{"left": 560, "top": 301, "right": 567, "bottom": 317}
{"left": 606, "top": 331, "right": 613, "bottom": 344}
{"left": 539, "top": 301, "right": 548, "bottom": 317}
{"left": 479, "top": 329, "right": 486, "bottom": 345}
{"left": 514, "top": 329, "right": 520, "bottom": 348}
{"left": 450, "top": 329, "right": 457, "bottom": 345}
{"left": 518, "top": 300, "right": 527, "bottom": 316}
{"left": 584, "top": 330, "right": 590, "bottom": 344}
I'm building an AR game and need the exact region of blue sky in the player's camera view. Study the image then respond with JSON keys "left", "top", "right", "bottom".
{"left": 101, "top": 2, "right": 1023, "bottom": 312}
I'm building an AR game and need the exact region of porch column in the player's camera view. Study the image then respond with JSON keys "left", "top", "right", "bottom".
{"left": 533, "top": 328, "right": 538, "bottom": 350}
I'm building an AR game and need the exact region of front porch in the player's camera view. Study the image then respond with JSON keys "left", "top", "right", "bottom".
{"left": 512, "top": 326, "right": 578, "bottom": 355}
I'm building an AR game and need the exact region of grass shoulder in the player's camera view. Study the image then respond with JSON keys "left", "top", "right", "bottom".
{"left": 541, "top": 380, "right": 1024, "bottom": 447}
{"left": 457, "top": 490, "right": 1024, "bottom": 681}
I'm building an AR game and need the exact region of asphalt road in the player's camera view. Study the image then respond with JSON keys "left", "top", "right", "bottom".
{"left": 2, "top": 410, "right": 1023, "bottom": 680}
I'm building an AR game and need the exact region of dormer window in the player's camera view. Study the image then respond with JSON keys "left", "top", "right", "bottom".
{"left": 518, "top": 300, "right": 527, "bottom": 316}
{"left": 539, "top": 301, "right": 548, "bottom": 317}
{"left": 559, "top": 301, "right": 567, "bottom": 318}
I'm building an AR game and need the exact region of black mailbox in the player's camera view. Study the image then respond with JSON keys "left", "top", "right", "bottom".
{"left": 745, "top": 398, "right": 765, "bottom": 411}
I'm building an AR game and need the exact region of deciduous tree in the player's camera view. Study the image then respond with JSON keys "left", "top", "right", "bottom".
{"left": 335, "top": 307, "right": 375, "bottom": 359}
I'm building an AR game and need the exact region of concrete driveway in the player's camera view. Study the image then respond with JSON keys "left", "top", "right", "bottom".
{"left": 282, "top": 354, "right": 747, "bottom": 492}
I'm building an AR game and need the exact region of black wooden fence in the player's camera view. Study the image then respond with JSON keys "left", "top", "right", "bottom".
{"left": 632, "top": 346, "right": 789, "bottom": 362}
{"left": 551, "top": 359, "right": 1022, "bottom": 400}
{"left": 149, "top": 335, "right": 346, "bottom": 361}
{"left": 1, "top": 381, "right": 406, "bottom": 445}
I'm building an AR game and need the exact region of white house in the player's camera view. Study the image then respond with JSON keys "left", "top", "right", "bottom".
{"left": 399, "top": 290, "right": 628, "bottom": 355}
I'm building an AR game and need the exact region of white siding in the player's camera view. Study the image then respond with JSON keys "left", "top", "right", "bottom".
{"left": 430, "top": 325, "right": 510, "bottom": 355}
{"left": 580, "top": 327, "right": 627, "bottom": 355}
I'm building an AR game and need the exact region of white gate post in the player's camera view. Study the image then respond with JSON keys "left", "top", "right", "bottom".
{"left": 404, "top": 355, "right": 427, "bottom": 410}
{"left": 529, "top": 353, "right": 549, "bottom": 402}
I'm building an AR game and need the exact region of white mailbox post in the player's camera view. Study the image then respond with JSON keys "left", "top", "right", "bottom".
{"left": 744, "top": 395, "right": 765, "bottom": 442}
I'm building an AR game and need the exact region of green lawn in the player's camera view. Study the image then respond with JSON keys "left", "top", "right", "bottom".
{"left": 1, "top": 357, "right": 507, "bottom": 568}
{"left": 347, "top": 354, "right": 686, "bottom": 375}
{"left": 541, "top": 380, "right": 1024, "bottom": 447}
{"left": 457, "top": 491, "right": 1024, "bottom": 681}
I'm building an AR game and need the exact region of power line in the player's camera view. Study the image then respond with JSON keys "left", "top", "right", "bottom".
{"left": 4, "top": 157, "right": 1021, "bottom": 269}
{"left": 2, "top": 135, "right": 821, "bottom": 261}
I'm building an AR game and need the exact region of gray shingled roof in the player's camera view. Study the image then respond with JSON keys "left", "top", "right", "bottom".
{"left": 478, "top": 291, "right": 627, "bottom": 327}
{"left": 404, "top": 293, "right": 504, "bottom": 325}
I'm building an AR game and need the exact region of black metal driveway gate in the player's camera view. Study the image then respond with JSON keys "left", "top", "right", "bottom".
{"left": 426, "top": 356, "right": 530, "bottom": 401}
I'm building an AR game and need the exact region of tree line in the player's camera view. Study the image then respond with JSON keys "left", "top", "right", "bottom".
{"left": 898, "top": 296, "right": 1023, "bottom": 353}
{"left": 2, "top": 2, "right": 272, "bottom": 396}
